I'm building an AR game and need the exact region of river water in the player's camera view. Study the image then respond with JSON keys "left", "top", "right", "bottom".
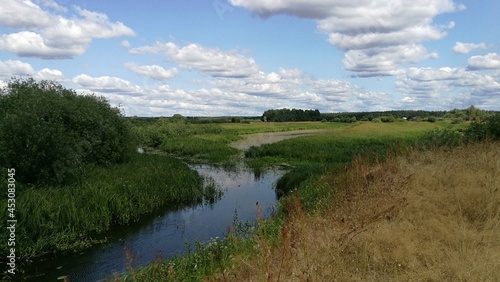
{"left": 25, "top": 130, "right": 320, "bottom": 281}
{"left": 25, "top": 164, "right": 283, "bottom": 281}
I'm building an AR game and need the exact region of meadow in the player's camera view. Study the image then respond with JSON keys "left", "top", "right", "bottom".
{"left": 113, "top": 118, "right": 497, "bottom": 281}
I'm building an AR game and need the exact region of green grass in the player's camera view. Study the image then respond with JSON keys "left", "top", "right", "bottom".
{"left": 220, "top": 121, "right": 350, "bottom": 135}
{"left": 0, "top": 154, "right": 219, "bottom": 260}
{"left": 245, "top": 122, "right": 458, "bottom": 208}
{"left": 158, "top": 134, "right": 240, "bottom": 163}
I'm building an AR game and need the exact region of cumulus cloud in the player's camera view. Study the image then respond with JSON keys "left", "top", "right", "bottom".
{"left": 0, "top": 60, "right": 36, "bottom": 79}
{"left": 0, "top": 1, "right": 135, "bottom": 59}
{"left": 467, "top": 53, "right": 500, "bottom": 70}
{"left": 343, "top": 44, "right": 439, "bottom": 77}
{"left": 230, "top": 0, "right": 463, "bottom": 77}
{"left": 0, "top": 59, "right": 66, "bottom": 82}
{"left": 452, "top": 42, "right": 488, "bottom": 54}
{"left": 72, "top": 74, "right": 143, "bottom": 95}
{"left": 124, "top": 63, "right": 178, "bottom": 81}
{"left": 36, "top": 68, "right": 65, "bottom": 80}
{"left": 396, "top": 67, "right": 500, "bottom": 109}
{"left": 130, "top": 42, "right": 259, "bottom": 78}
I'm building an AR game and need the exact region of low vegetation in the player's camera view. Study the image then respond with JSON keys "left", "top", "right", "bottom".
{"left": 206, "top": 141, "right": 500, "bottom": 281}
{"left": 0, "top": 154, "right": 220, "bottom": 264}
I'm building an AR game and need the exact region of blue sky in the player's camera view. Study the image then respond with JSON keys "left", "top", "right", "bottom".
{"left": 1, "top": 0, "right": 499, "bottom": 116}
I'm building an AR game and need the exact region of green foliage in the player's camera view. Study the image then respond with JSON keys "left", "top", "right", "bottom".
{"left": 426, "top": 116, "right": 437, "bottom": 123}
{"left": 466, "top": 113, "right": 500, "bottom": 141}
{"left": 134, "top": 120, "right": 225, "bottom": 147}
{"left": 0, "top": 78, "right": 133, "bottom": 186}
{"left": 262, "top": 108, "right": 321, "bottom": 122}
{"left": 0, "top": 154, "right": 218, "bottom": 259}
{"left": 275, "top": 164, "right": 326, "bottom": 197}
{"left": 158, "top": 135, "right": 239, "bottom": 163}
{"left": 380, "top": 115, "right": 396, "bottom": 122}
{"left": 418, "top": 128, "right": 465, "bottom": 149}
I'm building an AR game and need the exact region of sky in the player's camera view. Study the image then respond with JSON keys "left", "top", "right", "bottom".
{"left": 0, "top": 0, "right": 499, "bottom": 117}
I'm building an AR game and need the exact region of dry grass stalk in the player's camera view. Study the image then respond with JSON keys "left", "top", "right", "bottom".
{"left": 207, "top": 142, "right": 500, "bottom": 281}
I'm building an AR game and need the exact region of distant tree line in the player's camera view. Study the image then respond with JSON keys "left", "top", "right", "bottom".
{"left": 320, "top": 106, "right": 498, "bottom": 123}
{"left": 261, "top": 108, "right": 322, "bottom": 122}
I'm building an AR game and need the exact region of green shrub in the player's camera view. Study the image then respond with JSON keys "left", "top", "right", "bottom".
{"left": 0, "top": 78, "right": 134, "bottom": 186}
{"left": 466, "top": 113, "right": 500, "bottom": 141}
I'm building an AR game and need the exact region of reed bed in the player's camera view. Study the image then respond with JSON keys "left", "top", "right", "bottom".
{"left": 0, "top": 154, "right": 218, "bottom": 261}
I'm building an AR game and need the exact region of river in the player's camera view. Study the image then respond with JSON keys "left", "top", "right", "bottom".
{"left": 25, "top": 130, "right": 320, "bottom": 281}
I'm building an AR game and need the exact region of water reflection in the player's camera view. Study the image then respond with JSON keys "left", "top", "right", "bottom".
{"left": 26, "top": 164, "right": 283, "bottom": 282}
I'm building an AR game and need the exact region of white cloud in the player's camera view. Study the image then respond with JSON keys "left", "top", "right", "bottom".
{"left": 72, "top": 74, "right": 143, "bottom": 95}
{"left": 0, "top": 1, "right": 135, "bottom": 59}
{"left": 121, "top": 40, "right": 131, "bottom": 48}
{"left": 130, "top": 42, "right": 259, "bottom": 78}
{"left": 36, "top": 68, "right": 65, "bottom": 80}
{"left": 452, "top": 42, "right": 488, "bottom": 54}
{"left": 36, "top": 0, "right": 68, "bottom": 13}
{"left": 343, "top": 45, "right": 438, "bottom": 77}
{"left": 0, "top": 0, "right": 54, "bottom": 29}
{"left": 230, "top": 0, "right": 463, "bottom": 77}
{"left": 0, "top": 31, "right": 86, "bottom": 59}
{"left": 124, "top": 63, "right": 178, "bottom": 81}
{"left": 467, "top": 53, "right": 500, "bottom": 70}
{"left": 0, "top": 59, "right": 65, "bottom": 81}
{"left": 0, "top": 60, "right": 36, "bottom": 79}
{"left": 396, "top": 67, "right": 500, "bottom": 109}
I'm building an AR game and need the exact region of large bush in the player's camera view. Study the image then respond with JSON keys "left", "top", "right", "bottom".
{"left": 0, "top": 78, "right": 133, "bottom": 185}
{"left": 466, "top": 113, "right": 500, "bottom": 141}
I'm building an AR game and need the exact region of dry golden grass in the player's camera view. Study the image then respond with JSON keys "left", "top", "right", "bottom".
{"left": 207, "top": 142, "right": 500, "bottom": 281}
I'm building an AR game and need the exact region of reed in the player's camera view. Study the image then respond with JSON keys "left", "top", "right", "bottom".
{"left": 0, "top": 154, "right": 219, "bottom": 260}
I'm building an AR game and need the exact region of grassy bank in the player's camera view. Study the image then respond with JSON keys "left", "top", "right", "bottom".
{"left": 0, "top": 154, "right": 219, "bottom": 262}
{"left": 245, "top": 122, "right": 457, "bottom": 208}
{"left": 207, "top": 141, "right": 500, "bottom": 281}
{"left": 115, "top": 121, "right": 477, "bottom": 281}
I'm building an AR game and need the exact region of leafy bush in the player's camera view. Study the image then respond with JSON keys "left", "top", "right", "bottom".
{"left": 0, "top": 78, "right": 134, "bottom": 186}
{"left": 466, "top": 113, "right": 500, "bottom": 141}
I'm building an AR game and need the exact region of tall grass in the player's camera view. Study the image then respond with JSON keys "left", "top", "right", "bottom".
{"left": 133, "top": 121, "right": 241, "bottom": 163}
{"left": 0, "top": 154, "right": 219, "bottom": 261}
{"left": 206, "top": 141, "right": 500, "bottom": 281}
{"left": 245, "top": 122, "right": 451, "bottom": 208}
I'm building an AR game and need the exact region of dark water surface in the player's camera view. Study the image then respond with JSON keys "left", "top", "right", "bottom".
{"left": 26, "top": 164, "right": 283, "bottom": 282}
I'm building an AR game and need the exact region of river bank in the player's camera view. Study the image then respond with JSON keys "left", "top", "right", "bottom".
{"left": 20, "top": 128, "right": 325, "bottom": 281}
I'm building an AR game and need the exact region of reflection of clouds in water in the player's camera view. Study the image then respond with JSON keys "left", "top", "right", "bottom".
{"left": 34, "top": 163, "right": 283, "bottom": 282}
{"left": 192, "top": 164, "right": 256, "bottom": 191}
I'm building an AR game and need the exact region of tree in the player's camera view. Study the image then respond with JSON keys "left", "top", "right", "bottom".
{"left": 0, "top": 78, "right": 134, "bottom": 186}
